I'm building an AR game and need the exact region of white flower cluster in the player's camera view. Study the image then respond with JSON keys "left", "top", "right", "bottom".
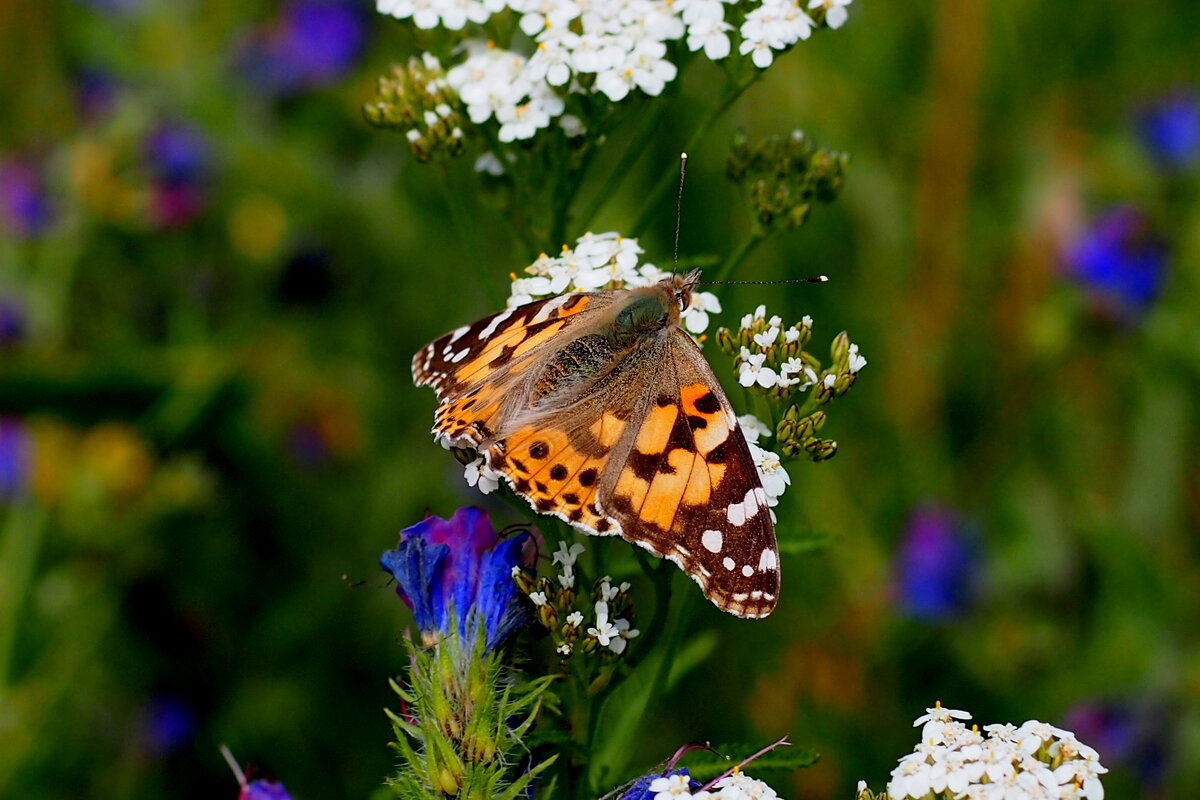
{"left": 737, "top": 414, "right": 789, "bottom": 520}
{"left": 586, "top": 575, "right": 640, "bottom": 654}
{"left": 735, "top": 305, "right": 820, "bottom": 391}
{"left": 377, "top": 0, "right": 853, "bottom": 141}
{"left": 884, "top": 704, "right": 1108, "bottom": 800}
{"left": 509, "top": 231, "right": 722, "bottom": 336}
{"left": 648, "top": 769, "right": 783, "bottom": 799}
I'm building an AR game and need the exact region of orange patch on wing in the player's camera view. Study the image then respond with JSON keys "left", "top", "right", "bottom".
{"left": 512, "top": 320, "right": 566, "bottom": 358}
{"left": 558, "top": 295, "right": 590, "bottom": 316}
{"left": 589, "top": 412, "right": 627, "bottom": 448}
{"left": 634, "top": 403, "right": 677, "bottom": 454}
{"left": 614, "top": 470, "right": 651, "bottom": 511}
{"left": 681, "top": 383, "right": 717, "bottom": 416}
{"left": 641, "top": 448, "right": 698, "bottom": 529}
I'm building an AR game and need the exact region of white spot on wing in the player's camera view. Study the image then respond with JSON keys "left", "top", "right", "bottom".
{"left": 722, "top": 556, "right": 735, "bottom": 571}
{"left": 759, "top": 548, "right": 778, "bottom": 571}
{"left": 478, "top": 309, "right": 514, "bottom": 340}
{"left": 447, "top": 325, "right": 470, "bottom": 344}
{"left": 531, "top": 294, "right": 571, "bottom": 324}
{"left": 701, "top": 529, "right": 723, "bottom": 553}
{"left": 741, "top": 564, "right": 754, "bottom": 577}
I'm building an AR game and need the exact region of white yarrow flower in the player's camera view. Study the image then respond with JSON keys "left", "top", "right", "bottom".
{"left": 464, "top": 455, "right": 501, "bottom": 494}
{"left": 738, "top": 350, "right": 779, "bottom": 388}
{"left": 848, "top": 342, "right": 867, "bottom": 373}
{"left": 648, "top": 773, "right": 692, "bottom": 799}
{"left": 749, "top": 442, "right": 790, "bottom": 504}
{"left": 682, "top": 289, "right": 722, "bottom": 333}
{"left": 737, "top": 414, "right": 773, "bottom": 444}
{"left": 808, "top": 0, "right": 852, "bottom": 28}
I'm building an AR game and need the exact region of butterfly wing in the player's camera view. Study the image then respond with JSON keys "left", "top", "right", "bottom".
{"left": 480, "top": 326, "right": 779, "bottom": 618}
{"left": 412, "top": 292, "right": 609, "bottom": 449}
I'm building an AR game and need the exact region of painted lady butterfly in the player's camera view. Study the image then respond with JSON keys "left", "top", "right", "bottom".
{"left": 412, "top": 269, "right": 780, "bottom": 618}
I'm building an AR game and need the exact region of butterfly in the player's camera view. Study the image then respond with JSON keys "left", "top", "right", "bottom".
{"left": 412, "top": 269, "right": 779, "bottom": 618}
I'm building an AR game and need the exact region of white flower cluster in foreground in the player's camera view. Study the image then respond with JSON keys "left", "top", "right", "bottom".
{"left": 883, "top": 703, "right": 1108, "bottom": 800}
{"left": 737, "top": 414, "right": 789, "bottom": 519}
{"left": 526, "top": 541, "right": 639, "bottom": 656}
{"left": 377, "top": 0, "right": 853, "bottom": 141}
{"left": 648, "top": 769, "right": 783, "bottom": 799}
{"left": 508, "top": 231, "right": 722, "bottom": 336}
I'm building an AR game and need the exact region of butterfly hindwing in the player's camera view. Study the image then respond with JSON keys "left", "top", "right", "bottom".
{"left": 598, "top": 331, "right": 778, "bottom": 618}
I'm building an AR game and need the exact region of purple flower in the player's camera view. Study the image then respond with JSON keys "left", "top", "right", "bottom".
{"left": 143, "top": 122, "right": 212, "bottom": 228}
{"left": 137, "top": 695, "right": 195, "bottom": 758}
{"left": 239, "top": 779, "right": 293, "bottom": 800}
{"left": 1135, "top": 91, "right": 1200, "bottom": 171}
{"left": 0, "top": 297, "right": 26, "bottom": 346}
{"left": 237, "top": 1, "right": 366, "bottom": 95}
{"left": 1064, "top": 700, "right": 1168, "bottom": 788}
{"left": 75, "top": 68, "right": 118, "bottom": 126}
{"left": 0, "top": 418, "right": 32, "bottom": 501}
{"left": 1064, "top": 205, "right": 1167, "bottom": 319}
{"left": 0, "top": 160, "right": 53, "bottom": 237}
{"left": 381, "top": 507, "right": 530, "bottom": 651}
{"left": 894, "top": 505, "right": 977, "bottom": 621}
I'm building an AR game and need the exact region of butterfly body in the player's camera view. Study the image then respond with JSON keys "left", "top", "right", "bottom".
{"left": 413, "top": 271, "right": 780, "bottom": 618}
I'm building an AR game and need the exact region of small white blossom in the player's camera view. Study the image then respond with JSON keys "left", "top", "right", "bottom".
{"left": 565, "top": 610, "right": 584, "bottom": 627}
{"left": 738, "top": 350, "right": 779, "bottom": 388}
{"left": 749, "top": 442, "right": 789, "bottom": 505}
{"left": 552, "top": 540, "right": 585, "bottom": 568}
{"left": 529, "top": 591, "right": 548, "bottom": 606}
{"left": 808, "top": 0, "right": 852, "bottom": 28}
{"left": 753, "top": 326, "right": 781, "bottom": 348}
{"left": 737, "top": 414, "right": 773, "bottom": 444}
{"left": 848, "top": 342, "right": 867, "bottom": 373}
{"left": 464, "top": 455, "right": 501, "bottom": 494}
{"left": 779, "top": 357, "right": 817, "bottom": 390}
{"left": 648, "top": 773, "right": 692, "bottom": 799}
{"left": 713, "top": 772, "right": 780, "bottom": 799}
{"left": 682, "top": 290, "right": 722, "bottom": 334}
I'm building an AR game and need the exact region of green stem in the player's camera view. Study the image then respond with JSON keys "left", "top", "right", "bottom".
{"left": 624, "top": 551, "right": 673, "bottom": 670}
{"left": 438, "top": 163, "right": 505, "bottom": 306}
{"left": 629, "top": 72, "right": 764, "bottom": 237}
{"left": 0, "top": 503, "right": 47, "bottom": 687}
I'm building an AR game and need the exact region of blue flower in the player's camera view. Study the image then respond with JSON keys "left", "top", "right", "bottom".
{"left": 894, "top": 505, "right": 977, "bottom": 621}
{"left": 1064, "top": 699, "right": 1168, "bottom": 789}
{"left": 0, "top": 418, "right": 31, "bottom": 502}
{"left": 381, "top": 507, "right": 530, "bottom": 651}
{"left": 237, "top": 1, "right": 366, "bottom": 96}
{"left": 618, "top": 769, "right": 692, "bottom": 800}
{"left": 137, "top": 695, "right": 195, "bottom": 758}
{"left": 1064, "top": 205, "right": 1167, "bottom": 319}
{"left": 239, "top": 779, "right": 293, "bottom": 800}
{"left": 0, "top": 160, "right": 53, "bottom": 238}
{"left": 1135, "top": 91, "right": 1200, "bottom": 171}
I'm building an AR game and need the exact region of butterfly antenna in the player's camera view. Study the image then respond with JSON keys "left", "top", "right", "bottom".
{"left": 701, "top": 276, "right": 829, "bottom": 286}
{"left": 674, "top": 152, "right": 687, "bottom": 274}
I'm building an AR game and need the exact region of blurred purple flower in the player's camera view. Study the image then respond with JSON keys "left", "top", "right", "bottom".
{"left": 0, "top": 418, "right": 32, "bottom": 501}
{"left": 1135, "top": 91, "right": 1200, "bottom": 171}
{"left": 1064, "top": 700, "right": 1168, "bottom": 789}
{"left": 240, "top": 779, "right": 293, "bottom": 800}
{"left": 74, "top": 68, "right": 118, "bottom": 126}
{"left": 144, "top": 122, "right": 212, "bottom": 228}
{"left": 1063, "top": 205, "right": 1167, "bottom": 319}
{"left": 894, "top": 505, "right": 977, "bottom": 621}
{"left": 74, "top": 0, "right": 143, "bottom": 13}
{"left": 238, "top": 1, "right": 367, "bottom": 95}
{"left": 137, "top": 695, "right": 196, "bottom": 758}
{"left": 0, "top": 160, "right": 53, "bottom": 237}
{"left": 381, "top": 507, "right": 530, "bottom": 651}
{"left": 0, "top": 297, "right": 26, "bottom": 345}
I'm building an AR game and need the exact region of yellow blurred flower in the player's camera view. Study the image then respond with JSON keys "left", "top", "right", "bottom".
{"left": 228, "top": 194, "right": 288, "bottom": 262}
{"left": 80, "top": 423, "right": 153, "bottom": 500}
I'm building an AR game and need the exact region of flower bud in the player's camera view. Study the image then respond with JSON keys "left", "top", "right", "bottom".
{"left": 830, "top": 331, "right": 850, "bottom": 369}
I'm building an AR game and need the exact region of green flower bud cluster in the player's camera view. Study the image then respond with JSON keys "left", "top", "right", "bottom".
{"left": 726, "top": 129, "right": 849, "bottom": 231}
{"left": 719, "top": 309, "right": 865, "bottom": 463}
{"left": 386, "top": 629, "right": 556, "bottom": 800}
{"left": 364, "top": 56, "right": 467, "bottom": 162}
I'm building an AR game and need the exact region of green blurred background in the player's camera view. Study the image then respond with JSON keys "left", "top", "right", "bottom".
{"left": 1, "top": 0, "right": 1198, "bottom": 798}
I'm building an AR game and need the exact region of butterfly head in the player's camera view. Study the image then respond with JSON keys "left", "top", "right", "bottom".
{"left": 660, "top": 269, "right": 703, "bottom": 314}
